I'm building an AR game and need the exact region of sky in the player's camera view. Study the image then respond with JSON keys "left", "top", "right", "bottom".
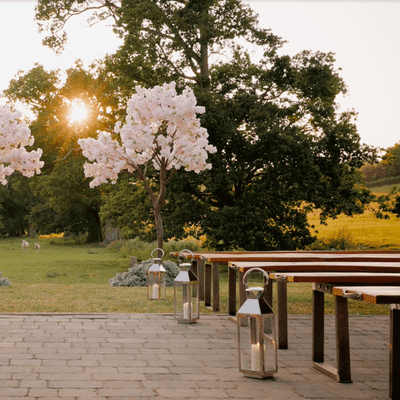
{"left": 0, "top": 1, "right": 399, "bottom": 150}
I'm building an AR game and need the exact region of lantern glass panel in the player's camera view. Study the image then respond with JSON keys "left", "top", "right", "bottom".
{"left": 147, "top": 262, "right": 166, "bottom": 300}
{"left": 238, "top": 314, "right": 277, "bottom": 377}
{"left": 174, "top": 282, "right": 199, "bottom": 323}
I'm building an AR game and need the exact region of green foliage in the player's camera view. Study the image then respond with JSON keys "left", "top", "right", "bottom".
{"left": 99, "top": 176, "right": 155, "bottom": 241}
{"left": 0, "top": 175, "right": 36, "bottom": 237}
{"left": 365, "top": 176, "right": 400, "bottom": 189}
{"left": 361, "top": 142, "right": 400, "bottom": 185}
{"left": 30, "top": 157, "right": 103, "bottom": 242}
{"left": 306, "top": 227, "right": 358, "bottom": 250}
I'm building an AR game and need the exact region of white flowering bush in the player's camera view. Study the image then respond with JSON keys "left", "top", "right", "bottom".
{"left": 0, "top": 107, "right": 44, "bottom": 185}
{"left": 109, "top": 260, "right": 180, "bottom": 287}
{"left": 78, "top": 82, "right": 216, "bottom": 249}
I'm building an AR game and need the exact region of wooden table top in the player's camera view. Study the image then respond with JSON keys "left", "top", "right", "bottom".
{"left": 169, "top": 250, "right": 400, "bottom": 261}
{"left": 332, "top": 286, "right": 400, "bottom": 304}
{"left": 219, "top": 253, "right": 400, "bottom": 263}
{"left": 269, "top": 272, "right": 400, "bottom": 283}
{"left": 228, "top": 261, "right": 400, "bottom": 273}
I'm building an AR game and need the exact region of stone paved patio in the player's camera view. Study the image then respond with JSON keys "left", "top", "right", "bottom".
{"left": 0, "top": 313, "right": 391, "bottom": 399}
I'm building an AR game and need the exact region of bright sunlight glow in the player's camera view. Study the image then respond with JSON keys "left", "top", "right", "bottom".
{"left": 68, "top": 100, "right": 89, "bottom": 124}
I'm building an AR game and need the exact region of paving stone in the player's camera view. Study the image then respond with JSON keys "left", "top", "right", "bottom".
{"left": 0, "top": 313, "right": 393, "bottom": 399}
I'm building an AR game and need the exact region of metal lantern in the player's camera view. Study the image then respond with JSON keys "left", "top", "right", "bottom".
{"left": 236, "top": 268, "right": 278, "bottom": 379}
{"left": 147, "top": 248, "right": 166, "bottom": 300}
{"left": 174, "top": 249, "right": 199, "bottom": 324}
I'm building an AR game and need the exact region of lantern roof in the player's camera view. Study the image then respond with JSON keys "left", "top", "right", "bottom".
{"left": 174, "top": 270, "right": 198, "bottom": 283}
{"left": 236, "top": 297, "right": 274, "bottom": 316}
{"left": 148, "top": 259, "right": 166, "bottom": 273}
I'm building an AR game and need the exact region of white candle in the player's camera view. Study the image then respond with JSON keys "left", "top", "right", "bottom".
{"left": 152, "top": 284, "right": 159, "bottom": 299}
{"left": 183, "top": 302, "right": 191, "bottom": 319}
{"left": 251, "top": 343, "right": 261, "bottom": 371}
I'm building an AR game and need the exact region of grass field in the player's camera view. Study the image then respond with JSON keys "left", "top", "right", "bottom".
{"left": 0, "top": 231, "right": 394, "bottom": 315}
{"left": 0, "top": 184, "right": 398, "bottom": 315}
{"left": 309, "top": 183, "right": 400, "bottom": 250}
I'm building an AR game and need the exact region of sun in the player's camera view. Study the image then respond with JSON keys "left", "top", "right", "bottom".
{"left": 68, "top": 100, "right": 89, "bottom": 124}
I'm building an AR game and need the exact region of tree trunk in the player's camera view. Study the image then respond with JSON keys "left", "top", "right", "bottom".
{"left": 85, "top": 207, "right": 103, "bottom": 243}
{"left": 103, "top": 219, "right": 121, "bottom": 245}
{"left": 153, "top": 204, "right": 164, "bottom": 255}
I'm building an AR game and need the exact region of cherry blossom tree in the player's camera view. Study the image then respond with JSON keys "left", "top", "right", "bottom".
{"left": 0, "top": 106, "right": 44, "bottom": 185}
{"left": 78, "top": 82, "right": 217, "bottom": 250}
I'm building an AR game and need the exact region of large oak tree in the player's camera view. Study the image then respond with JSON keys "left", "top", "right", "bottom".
{"left": 34, "top": 0, "right": 378, "bottom": 249}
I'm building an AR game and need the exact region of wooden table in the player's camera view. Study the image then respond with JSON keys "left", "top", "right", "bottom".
{"left": 228, "top": 260, "right": 400, "bottom": 349}
{"left": 170, "top": 251, "right": 400, "bottom": 313}
{"left": 266, "top": 272, "right": 400, "bottom": 363}
{"left": 332, "top": 286, "right": 400, "bottom": 399}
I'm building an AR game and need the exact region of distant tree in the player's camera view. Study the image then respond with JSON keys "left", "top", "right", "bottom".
{"left": 3, "top": 62, "right": 118, "bottom": 171}
{"left": 30, "top": 157, "right": 103, "bottom": 242}
{"left": 3, "top": 63, "right": 117, "bottom": 242}
{"left": 0, "top": 106, "right": 43, "bottom": 237}
{"left": 0, "top": 175, "right": 36, "bottom": 236}
{"left": 382, "top": 142, "right": 400, "bottom": 177}
{"left": 99, "top": 175, "right": 155, "bottom": 241}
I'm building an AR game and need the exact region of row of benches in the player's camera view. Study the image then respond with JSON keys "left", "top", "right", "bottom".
{"left": 170, "top": 250, "right": 400, "bottom": 399}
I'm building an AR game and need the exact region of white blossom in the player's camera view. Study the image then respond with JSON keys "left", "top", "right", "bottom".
{"left": 0, "top": 106, "right": 44, "bottom": 185}
{"left": 78, "top": 82, "right": 217, "bottom": 186}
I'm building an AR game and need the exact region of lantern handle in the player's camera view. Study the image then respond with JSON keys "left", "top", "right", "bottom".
{"left": 243, "top": 268, "right": 269, "bottom": 290}
{"left": 151, "top": 247, "right": 164, "bottom": 259}
{"left": 178, "top": 249, "right": 194, "bottom": 264}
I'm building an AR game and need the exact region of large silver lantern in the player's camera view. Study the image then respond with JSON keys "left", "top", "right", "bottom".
{"left": 147, "top": 248, "right": 166, "bottom": 300}
{"left": 174, "top": 249, "right": 199, "bottom": 324}
{"left": 236, "top": 268, "right": 278, "bottom": 379}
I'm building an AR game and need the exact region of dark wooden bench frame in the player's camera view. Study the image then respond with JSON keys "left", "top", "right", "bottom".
{"left": 328, "top": 286, "right": 400, "bottom": 400}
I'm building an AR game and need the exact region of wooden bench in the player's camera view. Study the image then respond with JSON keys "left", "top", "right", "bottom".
{"left": 234, "top": 270, "right": 400, "bottom": 399}
{"left": 330, "top": 286, "right": 400, "bottom": 399}
{"left": 228, "top": 258, "right": 400, "bottom": 349}
{"left": 269, "top": 270, "right": 400, "bottom": 349}
{"left": 170, "top": 250, "right": 400, "bottom": 313}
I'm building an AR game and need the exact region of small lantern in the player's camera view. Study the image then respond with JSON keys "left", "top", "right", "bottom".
{"left": 174, "top": 249, "right": 199, "bottom": 324}
{"left": 147, "top": 248, "right": 166, "bottom": 300}
{"left": 236, "top": 268, "right": 278, "bottom": 379}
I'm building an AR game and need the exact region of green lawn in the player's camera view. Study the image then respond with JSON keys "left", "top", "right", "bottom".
{"left": 0, "top": 236, "right": 391, "bottom": 315}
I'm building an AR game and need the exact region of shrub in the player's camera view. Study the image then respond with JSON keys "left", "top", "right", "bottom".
{"left": 0, "top": 272, "right": 11, "bottom": 286}
{"left": 109, "top": 260, "right": 180, "bottom": 287}
{"left": 306, "top": 227, "right": 360, "bottom": 250}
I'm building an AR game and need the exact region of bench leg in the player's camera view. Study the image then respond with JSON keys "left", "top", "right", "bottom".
{"left": 197, "top": 260, "right": 205, "bottom": 302}
{"left": 228, "top": 267, "right": 237, "bottom": 317}
{"left": 276, "top": 278, "right": 288, "bottom": 349}
{"left": 212, "top": 262, "right": 220, "bottom": 312}
{"left": 390, "top": 306, "right": 400, "bottom": 399}
{"left": 335, "top": 295, "right": 352, "bottom": 383}
{"left": 264, "top": 275, "right": 273, "bottom": 306}
{"left": 238, "top": 270, "right": 248, "bottom": 326}
{"left": 204, "top": 263, "right": 211, "bottom": 307}
{"left": 312, "top": 289, "right": 325, "bottom": 363}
